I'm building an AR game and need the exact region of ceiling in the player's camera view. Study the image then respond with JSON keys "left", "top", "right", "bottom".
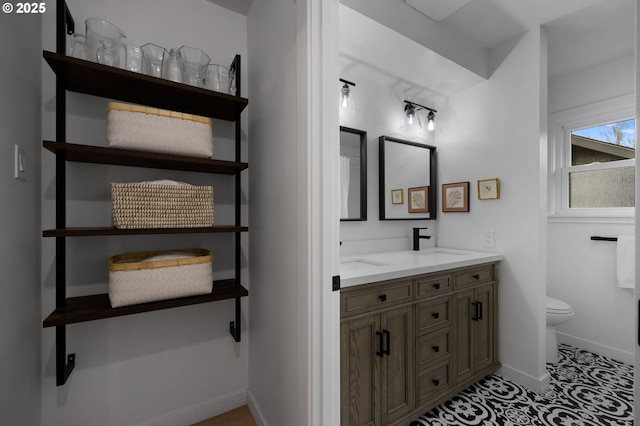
{"left": 205, "top": 0, "right": 635, "bottom": 100}
{"left": 437, "top": 0, "right": 634, "bottom": 79}
{"left": 206, "top": 0, "right": 253, "bottom": 15}
{"left": 339, "top": 0, "right": 635, "bottom": 101}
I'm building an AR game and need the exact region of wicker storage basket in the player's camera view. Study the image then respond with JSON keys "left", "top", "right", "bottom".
{"left": 108, "top": 248, "right": 213, "bottom": 308}
{"left": 111, "top": 180, "right": 214, "bottom": 229}
{"left": 107, "top": 102, "right": 214, "bottom": 158}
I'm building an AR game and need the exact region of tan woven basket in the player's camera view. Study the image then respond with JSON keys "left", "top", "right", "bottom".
{"left": 111, "top": 181, "right": 214, "bottom": 229}
{"left": 108, "top": 248, "right": 213, "bottom": 308}
{"left": 107, "top": 102, "right": 214, "bottom": 158}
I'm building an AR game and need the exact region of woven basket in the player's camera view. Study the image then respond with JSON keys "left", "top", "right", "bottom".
{"left": 107, "top": 102, "right": 214, "bottom": 158}
{"left": 112, "top": 180, "right": 214, "bottom": 229}
{"left": 108, "top": 248, "right": 213, "bottom": 308}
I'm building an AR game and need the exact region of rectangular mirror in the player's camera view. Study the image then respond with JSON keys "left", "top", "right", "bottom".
{"left": 340, "top": 126, "right": 367, "bottom": 221}
{"left": 379, "top": 135, "right": 437, "bottom": 220}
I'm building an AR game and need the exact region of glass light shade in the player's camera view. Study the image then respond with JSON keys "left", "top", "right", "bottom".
{"left": 400, "top": 104, "right": 422, "bottom": 131}
{"left": 340, "top": 83, "right": 356, "bottom": 113}
{"left": 426, "top": 111, "right": 435, "bottom": 131}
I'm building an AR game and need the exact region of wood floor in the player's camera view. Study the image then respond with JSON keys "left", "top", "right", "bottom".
{"left": 192, "top": 405, "right": 257, "bottom": 426}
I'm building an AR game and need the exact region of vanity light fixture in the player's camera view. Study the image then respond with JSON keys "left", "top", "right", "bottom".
{"left": 401, "top": 100, "right": 437, "bottom": 132}
{"left": 339, "top": 78, "right": 356, "bottom": 113}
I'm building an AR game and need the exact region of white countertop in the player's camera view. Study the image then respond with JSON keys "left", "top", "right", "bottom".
{"left": 340, "top": 247, "right": 503, "bottom": 288}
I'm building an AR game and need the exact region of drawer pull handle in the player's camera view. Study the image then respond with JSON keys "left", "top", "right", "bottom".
{"left": 473, "top": 274, "right": 481, "bottom": 280}
{"left": 376, "top": 331, "right": 384, "bottom": 358}
{"left": 383, "top": 329, "right": 391, "bottom": 356}
{"left": 379, "top": 294, "right": 387, "bottom": 302}
{"left": 472, "top": 301, "right": 483, "bottom": 321}
{"left": 432, "top": 312, "right": 440, "bottom": 319}
{"left": 433, "top": 283, "right": 440, "bottom": 290}
{"left": 433, "top": 345, "right": 440, "bottom": 353}
{"left": 433, "top": 379, "right": 440, "bottom": 386}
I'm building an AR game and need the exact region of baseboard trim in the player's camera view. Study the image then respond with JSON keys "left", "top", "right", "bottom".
{"left": 247, "top": 390, "right": 268, "bottom": 426}
{"left": 135, "top": 389, "right": 248, "bottom": 426}
{"left": 497, "top": 364, "right": 550, "bottom": 393}
{"left": 556, "top": 332, "right": 633, "bottom": 365}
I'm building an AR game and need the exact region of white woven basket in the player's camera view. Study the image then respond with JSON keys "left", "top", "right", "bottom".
{"left": 108, "top": 248, "right": 213, "bottom": 308}
{"left": 107, "top": 102, "right": 214, "bottom": 158}
{"left": 111, "top": 180, "right": 214, "bottom": 229}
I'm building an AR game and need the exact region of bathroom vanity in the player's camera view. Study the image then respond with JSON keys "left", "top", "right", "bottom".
{"left": 340, "top": 248, "right": 502, "bottom": 426}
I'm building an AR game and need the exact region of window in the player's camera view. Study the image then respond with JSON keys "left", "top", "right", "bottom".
{"left": 549, "top": 95, "right": 635, "bottom": 217}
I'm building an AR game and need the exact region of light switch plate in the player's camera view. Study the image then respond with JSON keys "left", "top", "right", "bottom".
{"left": 14, "top": 144, "right": 26, "bottom": 180}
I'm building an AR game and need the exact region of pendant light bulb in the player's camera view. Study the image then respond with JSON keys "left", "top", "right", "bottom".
{"left": 339, "top": 80, "right": 356, "bottom": 118}
{"left": 341, "top": 83, "right": 350, "bottom": 109}
{"left": 401, "top": 103, "right": 421, "bottom": 131}
{"left": 427, "top": 110, "right": 436, "bottom": 131}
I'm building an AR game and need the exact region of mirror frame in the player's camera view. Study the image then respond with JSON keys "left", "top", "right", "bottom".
{"left": 379, "top": 135, "right": 437, "bottom": 220}
{"left": 340, "top": 126, "right": 368, "bottom": 221}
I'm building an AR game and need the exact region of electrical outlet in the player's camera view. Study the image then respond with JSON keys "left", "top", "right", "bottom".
{"left": 14, "top": 144, "right": 26, "bottom": 180}
{"left": 482, "top": 230, "right": 495, "bottom": 248}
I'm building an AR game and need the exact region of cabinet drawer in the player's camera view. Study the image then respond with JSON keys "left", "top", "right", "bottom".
{"left": 454, "top": 264, "right": 494, "bottom": 289}
{"left": 416, "top": 328, "right": 450, "bottom": 370}
{"left": 341, "top": 279, "right": 413, "bottom": 318}
{"left": 417, "top": 360, "right": 451, "bottom": 405}
{"left": 416, "top": 297, "right": 450, "bottom": 334}
{"left": 415, "top": 274, "right": 451, "bottom": 299}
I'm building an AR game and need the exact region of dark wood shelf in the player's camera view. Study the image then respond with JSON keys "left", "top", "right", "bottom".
{"left": 44, "top": 141, "right": 248, "bottom": 174}
{"left": 43, "top": 279, "right": 248, "bottom": 327}
{"left": 43, "top": 225, "right": 248, "bottom": 238}
{"left": 43, "top": 51, "right": 248, "bottom": 121}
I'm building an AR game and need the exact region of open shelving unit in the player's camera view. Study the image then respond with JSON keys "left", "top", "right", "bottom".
{"left": 44, "top": 0, "right": 249, "bottom": 385}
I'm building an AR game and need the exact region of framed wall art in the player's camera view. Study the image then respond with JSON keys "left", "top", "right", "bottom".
{"left": 391, "top": 189, "right": 404, "bottom": 205}
{"left": 478, "top": 178, "right": 500, "bottom": 200}
{"left": 442, "top": 182, "right": 470, "bottom": 212}
{"left": 408, "top": 186, "right": 429, "bottom": 213}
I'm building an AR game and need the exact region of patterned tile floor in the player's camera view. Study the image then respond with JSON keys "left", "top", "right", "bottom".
{"left": 410, "top": 344, "right": 633, "bottom": 426}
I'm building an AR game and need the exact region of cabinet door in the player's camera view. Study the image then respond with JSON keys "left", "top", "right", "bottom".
{"left": 474, "top": 283, "right": 496, "bottom": 372}
{"left": 341, "top": 314, "right": 381, "bottom": 426}
{"left": 452, "top": 289, "right": 474, "bottom": 384}
{"left": 380, "top": 306, "right": 414, "bottom": 425}
{"left": 453, "top": 283, "right": 497, "bottom": 386}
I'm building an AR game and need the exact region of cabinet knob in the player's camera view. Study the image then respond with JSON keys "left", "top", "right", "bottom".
{"left": 473, "top": 274, "right": 481, "bottom": 280}
{"left": 433, "top": 283, "right": 440, "bottom": 290}
{"left": 432, "top": 312, "right": 440, "bottom": 319}
{"left": 379, "top": 294, "right": 387, "bottom": 302}
{"left": 432, "top": 345, "right": 440, "bottom": 353}
{"left": 432, "top": 379, "right": 440, "bottom": 386}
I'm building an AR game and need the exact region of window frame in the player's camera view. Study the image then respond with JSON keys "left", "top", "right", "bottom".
{"left": 549, "top": 93, "right": 635, "bottom": 220}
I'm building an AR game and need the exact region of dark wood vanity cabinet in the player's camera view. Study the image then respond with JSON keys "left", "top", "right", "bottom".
{"left": 340, "top": 262, "right": 500, "bottom": 426}
{"left": 340, "top": 278, "right": 415, "bottom": 425}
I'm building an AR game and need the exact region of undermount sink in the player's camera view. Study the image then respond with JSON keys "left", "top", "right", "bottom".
{"left": 340, "top": 258, "right": 387, "bottom": 272}
{"left": 415, "top": 248, "right": 465, "bottom": 256}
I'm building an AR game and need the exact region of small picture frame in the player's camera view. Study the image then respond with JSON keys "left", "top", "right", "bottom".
{"left": 408, "top": 186, "right": 429, "bottom": 213}
{"left": 478, "top": 178, "right": 500, "bottom": 200}
{"left": 391, "top": 189, "right": 404, "bottom": 205}
{"left": 442, "top": 182, "right": 470, "bottom": 212}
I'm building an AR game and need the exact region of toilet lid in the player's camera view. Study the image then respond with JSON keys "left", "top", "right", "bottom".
{"left": 546, "top": 296, "right": 572, "bottom": 313}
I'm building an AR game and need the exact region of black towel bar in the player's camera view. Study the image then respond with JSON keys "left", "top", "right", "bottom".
{"left": 590, "top": 236, "right": 618, "bottom": 242}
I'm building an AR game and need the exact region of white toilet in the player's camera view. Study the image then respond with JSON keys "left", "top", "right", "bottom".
{"left": 546, "top": 296, "right": 574, "bottom": 363}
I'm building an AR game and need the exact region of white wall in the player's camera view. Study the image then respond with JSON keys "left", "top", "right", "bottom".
{"left": 435, "top": 30, "right": 549, "bottom": 390}
{"left": 41, "top": 1, "right": 249, "bottom": 424}
{"left": 246, "top": 0, "right": 311, "bottom": 424}
{"left": 338, "top": 75, "right": 438, "bottom": 254}
{"left": 0, "top": 11, "right": 42, "bottom": 426}
{"left": 547, "top": 54, "right": 635, "bottom": 364}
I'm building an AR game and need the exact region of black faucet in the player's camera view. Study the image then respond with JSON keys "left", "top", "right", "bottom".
{"left": 413, "top": 227, "right": 431, "bottom": 251}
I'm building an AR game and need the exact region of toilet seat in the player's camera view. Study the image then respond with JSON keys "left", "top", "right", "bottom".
{"left": 546, "top": 296, "right": 572, "bottom": 314}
